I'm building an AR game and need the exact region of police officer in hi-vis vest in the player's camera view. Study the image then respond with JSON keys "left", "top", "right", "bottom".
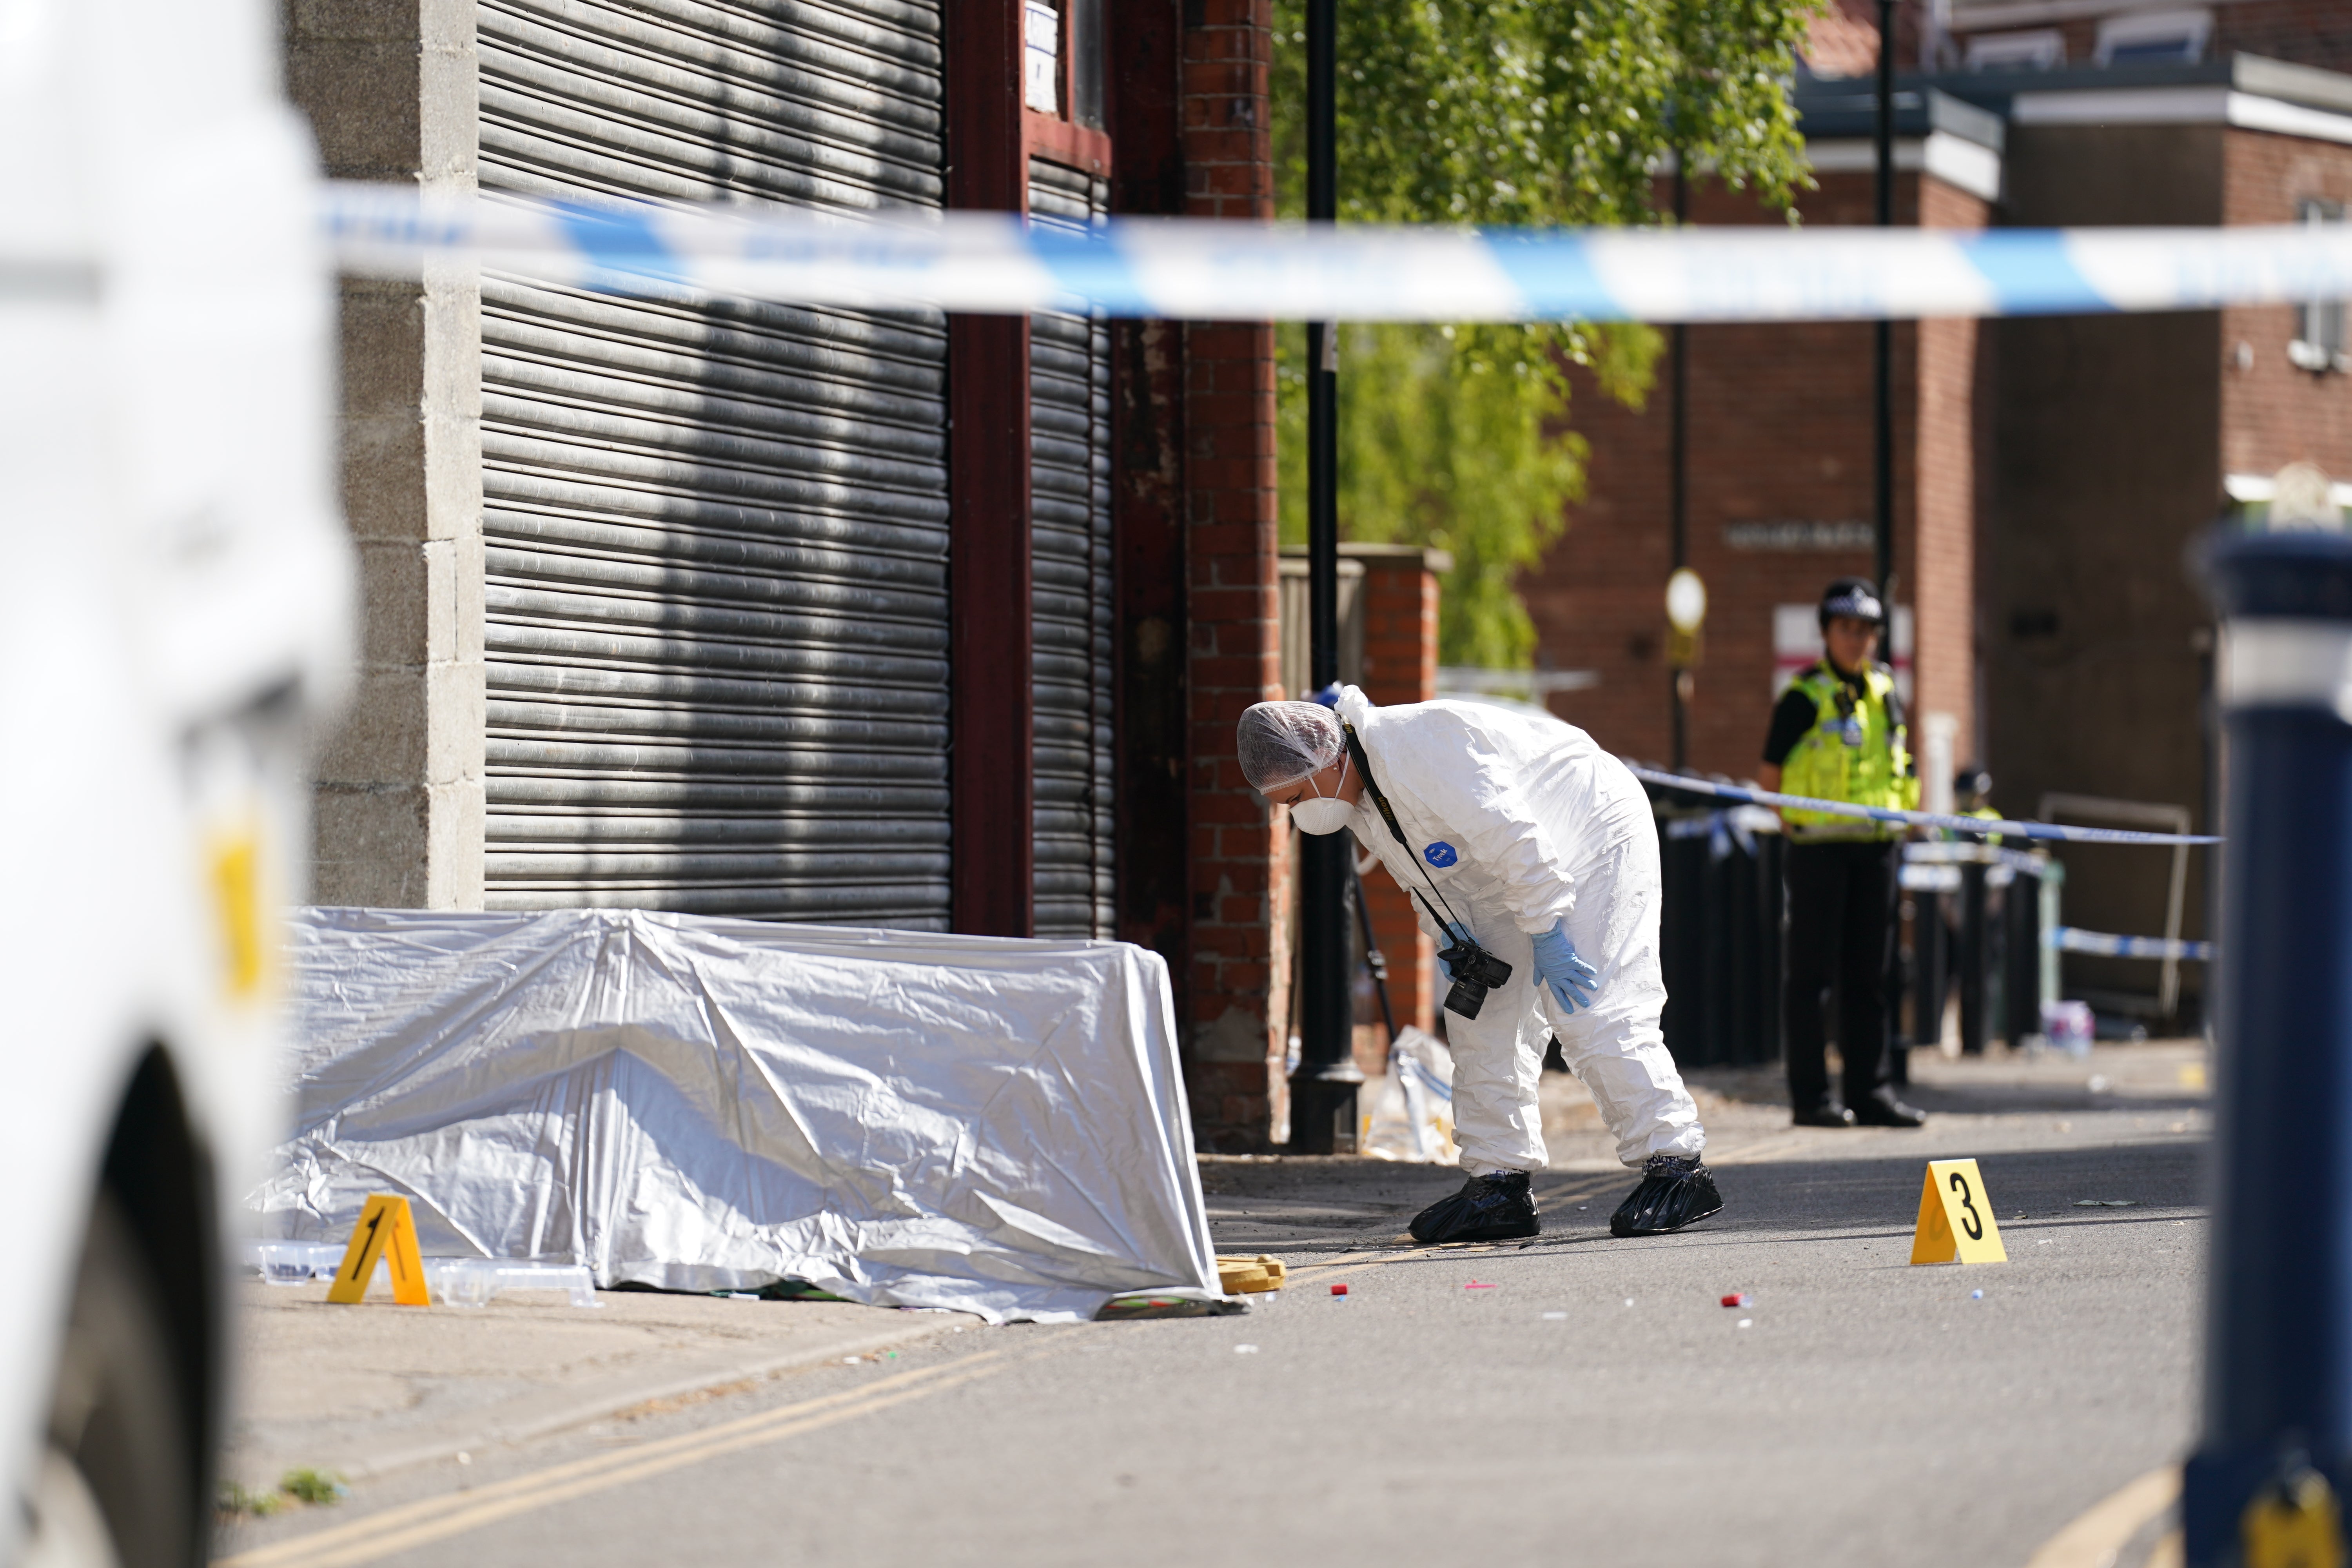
{"left": 1758, "top": 577, "right": 1929, "bottom": 1129}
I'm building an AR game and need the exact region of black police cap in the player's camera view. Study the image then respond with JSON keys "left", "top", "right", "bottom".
{"left": 1818, "top": 575, "right": 1886, "bottom": 629}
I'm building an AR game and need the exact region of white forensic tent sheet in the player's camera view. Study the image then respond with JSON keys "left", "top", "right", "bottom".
{"left": 251, "top": 907, "right": 1220, "bottom": 1324}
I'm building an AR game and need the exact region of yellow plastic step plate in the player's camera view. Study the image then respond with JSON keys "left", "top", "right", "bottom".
{"left": 1215, "top": 1254, "right": 1288, "bottom": 1294}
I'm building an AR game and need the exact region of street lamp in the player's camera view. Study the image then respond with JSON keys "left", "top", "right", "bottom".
{"left": 1666, "top": 567, "right": 1706, "bottom": 764}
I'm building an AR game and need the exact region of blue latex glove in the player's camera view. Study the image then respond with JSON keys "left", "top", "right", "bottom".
{"left": 1435, "top": 921, "right": 1474, "bottom": 982}
{"left": 1532, "top": 920, "right": 1600, "bottom": 1015}
{"left": 1310, "top": 682, "right": 1343, "bottom": 709}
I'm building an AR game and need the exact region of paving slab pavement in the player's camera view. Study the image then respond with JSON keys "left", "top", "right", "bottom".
{"left": 222, "top": 1282, "right": 976, "bottom": 1490}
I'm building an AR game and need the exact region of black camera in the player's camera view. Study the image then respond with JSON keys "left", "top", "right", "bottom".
{"left": 1437, "top": 936, "right": 1514, "bottom": 1020}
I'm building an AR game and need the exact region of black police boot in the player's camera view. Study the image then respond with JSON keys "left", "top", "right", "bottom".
{"left": 1408, "top": 1171, "right": 1540, "bottom": 1244}
{"left": 1608, "top": 1154, "right": 1723, "bottom": 1238}
{"left": 1792, "top": 1103, "right": 1855, "bottom": 1128}
{"left": 1852, "top": 1091, "right": 1927, "bottom": 1128}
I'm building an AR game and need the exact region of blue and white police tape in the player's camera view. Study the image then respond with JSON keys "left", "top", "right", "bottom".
{"left": 1661, "top": 804, "right": 1780, "bottom": 860}
{"left": 1898, "top": 863, "right": 1963, "bottom": 893}
{"left": 2047, "top": 926, "right": 2215, "bottom": 962}
{"left": 1903, "top": 839, "right": 2052, "bottom": 872}
{"left": 318, "top": 183, "right": 2352, "bottom": 325}
{"left": 1627, "top": 766, "right": 2221, "bottom": 847}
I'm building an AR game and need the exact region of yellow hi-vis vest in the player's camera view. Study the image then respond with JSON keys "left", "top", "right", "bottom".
{"left": 1779, "top": 661, "right": 1918, "bottom": 840}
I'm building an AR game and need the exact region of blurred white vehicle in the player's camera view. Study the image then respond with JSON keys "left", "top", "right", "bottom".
{"left": 0, "top": 0, "right": 352, "bottom": 1561}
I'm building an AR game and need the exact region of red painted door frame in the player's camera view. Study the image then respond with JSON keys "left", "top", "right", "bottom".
{"left": 946, "top": 0, "right": 1035, "bottom": 937}
{"left": 946, "top": 2, "right": 1121, "bottom": 939}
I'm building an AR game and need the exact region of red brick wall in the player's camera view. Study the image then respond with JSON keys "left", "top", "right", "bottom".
{"left": 1527, "top": 325, "right": 1675, "bottom": 764}
{"left": 1819, "top": 0, "right": 2352, "bottom": 78}
{"left": 1807, "top": 0, "right": 1930, "bottom": 73}
{"left": 2023, "top": 1, "right": 2352, "bottom": 73}
{"left": 2214, "top": 0, "right": 2352, "bottom": 72}
{"left": 1535, "top": 308, "right": 1908, "bottom": 774}
{"left": 1913, "top": 177, "right": 1991, "bottom": 769}
{"left": 1183, "top": 3, "right": 1272, "bottom": 219}
{"left": 1526, "top": 166, "right": 1985, "bottom": 777}
{"left": 1179, "top": 0, "right": 1285, "bottom": 1149}
{"left": 1353, "top": 550, "right": 1442, "bottom": 1036}
{"left": 2218, "top": 129, "right": 2352, "bottom": 486}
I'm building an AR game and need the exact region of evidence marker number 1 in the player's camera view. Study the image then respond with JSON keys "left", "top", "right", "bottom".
{"left": 326, "top": 1192, "right": 433, "bottom": 1305}
{"left": 1909, "top": 1159, "right": 2008, "bottom": 1266}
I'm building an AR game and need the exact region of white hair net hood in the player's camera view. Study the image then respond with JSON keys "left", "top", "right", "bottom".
{"left": 1237, "top": 701, "right": 1345, "bottom": 791}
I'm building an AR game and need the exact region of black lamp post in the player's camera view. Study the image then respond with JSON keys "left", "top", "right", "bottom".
{"left": 1290, "top": 0, "right": 1362, "bottom": 1153}
{"left": 1669, "top": 156, "right": 1690, "bottom": 771}
{"left": 1873, "top": 0, "right": 1895, "bottom": 603}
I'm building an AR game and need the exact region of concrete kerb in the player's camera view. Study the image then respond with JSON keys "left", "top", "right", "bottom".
{"left": 335, "top": 1315, "right": 974, "bottom": 1485}
{"left": 224, "top": 1284, "right": 984, "bottom": 1490}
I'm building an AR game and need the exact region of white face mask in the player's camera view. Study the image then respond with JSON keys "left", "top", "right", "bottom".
{"left": 1288, "top": 757, "right": 1354, "bottom": 836}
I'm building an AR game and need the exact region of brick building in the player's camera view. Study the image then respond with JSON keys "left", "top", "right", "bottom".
{"left": 1528, "top": 4, "right": 2352, "bottom": 1022}
{"left": 287, "top": 0, "right": 1298, "bottom": 1148}
{"left": 1528, "top": 91, "right": 1998, "bottom": 782}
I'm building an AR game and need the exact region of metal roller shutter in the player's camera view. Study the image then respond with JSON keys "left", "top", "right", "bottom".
{"left": 475, "top": 0, "right": 951, "bottom": 926}
{"left": 1025, "top": 159, "right": 1114, "bottom": 938}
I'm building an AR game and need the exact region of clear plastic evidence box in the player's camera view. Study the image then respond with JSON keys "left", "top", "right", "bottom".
{"left": 243, "top": 1243, "right": 599, "bottom": 1307}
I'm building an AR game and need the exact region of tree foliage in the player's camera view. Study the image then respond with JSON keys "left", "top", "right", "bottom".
{"left": 1270, "top": 0, "right": 1821, "bottom": 668}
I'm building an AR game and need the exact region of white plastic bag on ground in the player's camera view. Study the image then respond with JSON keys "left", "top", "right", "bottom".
{"left": 1361, "top": 1025, "right": 1458, "bottom": 1163}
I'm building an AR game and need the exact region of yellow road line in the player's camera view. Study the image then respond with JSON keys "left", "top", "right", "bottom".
{"left": 2024, "top": 1465, "right": 2180, "bottom": 1568}
{"left": 217, "top": 1350, "right": 1015, "bottom": 1568}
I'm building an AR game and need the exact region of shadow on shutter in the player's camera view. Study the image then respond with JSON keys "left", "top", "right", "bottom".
{"left": 1026, "top": 158, "right": 1114, "bottom": 938}
{"left": 476, "top": 0, "right": 953, "bottom": 926}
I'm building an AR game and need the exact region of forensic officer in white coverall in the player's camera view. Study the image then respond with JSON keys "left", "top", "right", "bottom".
{"left": 1238, "top": 686, "right": 1722, "bottom": 1241}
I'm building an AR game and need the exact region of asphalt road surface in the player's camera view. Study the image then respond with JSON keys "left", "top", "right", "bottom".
{"left": 217, "top": 1044, "right": 2207, "bottom": 1568}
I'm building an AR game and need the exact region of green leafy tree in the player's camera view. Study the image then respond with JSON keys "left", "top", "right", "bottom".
{"left": 1271, "top": 0, "right": 1821, "bottom": 668}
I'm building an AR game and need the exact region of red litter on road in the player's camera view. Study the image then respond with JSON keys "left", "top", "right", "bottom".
{"left": 1331, "top": 1283, "right": 1349, "bottom": 1296}
{"left": 1465, "top": 1281, "right": 1498, "bottom": 1290}
{"left": 1721, "top": 1293, "right": 1750, "bottom": 1308}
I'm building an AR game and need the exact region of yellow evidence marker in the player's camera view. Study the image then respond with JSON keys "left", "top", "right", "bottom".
{"left": 1909, "top": 1159, "right": 2008, "bottom": 1265}
{"left": 2243, "top": 1468, "right": 2344, "bottom": 1568}
{"left": 326, "top": 1194, "right": 433, "bottom": 1305}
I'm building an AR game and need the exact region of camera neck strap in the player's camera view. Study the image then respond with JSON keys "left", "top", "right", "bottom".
{"left": 1339, "top": 723, "right": 1473, "bottom": 938}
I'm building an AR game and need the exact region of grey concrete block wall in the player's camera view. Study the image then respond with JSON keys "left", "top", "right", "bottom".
{"left": 287, "top": 0, "right": 485, "bottom": 907}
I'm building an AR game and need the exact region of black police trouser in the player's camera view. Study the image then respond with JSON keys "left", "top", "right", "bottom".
{"left": 1783, "top": 838, "right": 1900, "bottom": 1113}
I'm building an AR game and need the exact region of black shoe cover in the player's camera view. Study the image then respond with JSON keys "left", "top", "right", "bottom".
{"left": 1409, "top": 1171, "right": 1540, "bottom": 1244}
{"left": 1608, "top": 1154, "right": 1723, "bottom": 1237}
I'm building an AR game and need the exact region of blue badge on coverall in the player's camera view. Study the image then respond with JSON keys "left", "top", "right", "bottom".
{"left": 1424, "top": 842, "right": 1458, "bottom": 867}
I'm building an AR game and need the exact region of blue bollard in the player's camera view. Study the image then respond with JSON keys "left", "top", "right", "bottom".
{"left": 2187, "top": 530, "right": 2352, "bottom": 1564}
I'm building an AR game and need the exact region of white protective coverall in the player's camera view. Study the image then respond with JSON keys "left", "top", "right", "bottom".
{"left": 1332, "top": 685, "right": 1704, "bottom": 1173}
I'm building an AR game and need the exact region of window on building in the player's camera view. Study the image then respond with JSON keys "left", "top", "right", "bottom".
{"left": 1067, "top": 0, "right": 1104, "bottom": 131}
{"left": 2291, "top": 200, "right": 2349, "bottom": 374}
{"left": 2092, "top": 8, "right": 2212, "bottom": 65}
{"left": 1022, "top": 0, "right": 1060, "bottom": 114}
{"left": 1020, "top": 0, "right": 1105, "bottom": 131}
{"left": 1965, "top": 29, "right": 2064, "bottom": 70}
